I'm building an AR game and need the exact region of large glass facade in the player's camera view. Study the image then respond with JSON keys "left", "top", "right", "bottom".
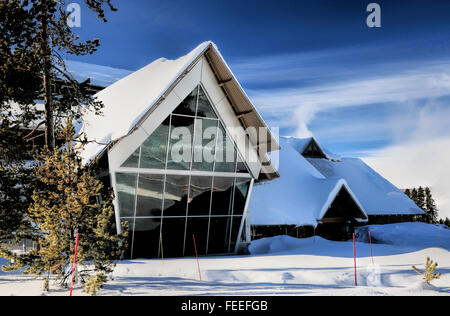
{"left": 116, "top": 85, "right": 253, "bottom": 259}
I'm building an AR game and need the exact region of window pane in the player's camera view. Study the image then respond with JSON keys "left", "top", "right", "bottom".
{"left": 233, "top": 178, "right": 251, "bottom": 216}
{"left": 229, "top": 216, "right": 243, "bottom": 252}
{"left": 188, "top": 176, "right": 213, "bottom": 216}
{"left": 136, "top": 174, "right": 164, "bottom": 217}
{"left": 132, "top": 218, "right": 161, "bottom": 259}
{"left": 140, "top": 117, "right": 170, "bottom": 169}
{"left": 161, "top": 217, "right": 186, "bottom": 258}
{"left": 173, "top": 86, "right": 198, "bottom": 117}
{"left": 236, "top": 154, "right": 249, "bottom": 173}
{"left": 211, "top": 177, "right": 234, "bottom": 216}
{"left": 185, "top": 217, "right": 209, "bottom": 257}
{"left": 214, "top": 123, "right": 236, "bottom": 173}
{"left": 208, "top": 217, "right": 232, "bottom": 255}
{"left": 163, "top": 175, "right": 189, "bottom": 217}
{"left": 192, "top": 119, "right": 218, "bottom": 171}
{"left": 167, "top": 115, "right": 194, "bottom": 170}
{"left": 196, "top": 86, "right": 217, "bottom": 118}
{"left": 121, "top": 147, "right": 140, "bottom": 168}
{"left": 116, "top": 173, "right": 137, "bottom": 218}
{"left": 120, "top": 218, "right": 134, "bottom": 259}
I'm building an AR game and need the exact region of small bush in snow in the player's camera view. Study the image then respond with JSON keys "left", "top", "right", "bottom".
{"left": 412, "top": 257, "right": 441, "bottom": 285}
{"left": 84, "top": 273, "right": 108, "bottom": 296}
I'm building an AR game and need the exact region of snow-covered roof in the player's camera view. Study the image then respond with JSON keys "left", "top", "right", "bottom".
{"left": 307, "top": 157, "right": 425, "bottom": 216}
{"left": 80, "top": 42, "right": 280, "bottom": 181}
{"left": 249, "top": 137, "right": 367, "bottom": 227}
{"left": 250, "top": 136, "right": 423, "bottom": 227}
{"left": 80, "top": 42, "right": 212, "bottom": 163}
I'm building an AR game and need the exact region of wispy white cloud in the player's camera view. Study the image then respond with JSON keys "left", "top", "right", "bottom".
{"left": 250, "top": 64, "right": 450, "bottom": 112}
{"left": 362, "top": 102, "right": 450, "bottom": 219}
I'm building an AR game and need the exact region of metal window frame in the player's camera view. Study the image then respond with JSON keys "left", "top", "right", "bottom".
{"left": 116, "top": 84, "right": 256, "bottom": 259}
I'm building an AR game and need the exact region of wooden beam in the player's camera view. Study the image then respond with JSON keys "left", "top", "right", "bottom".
{"left": 236, "top": 109, "right": 254, "bottom": 118}
{"left": 218, "top": 78, "right": 233, "bottom": 86}
{"left": 321, "top": 217, "right": 346, "bottom": 224}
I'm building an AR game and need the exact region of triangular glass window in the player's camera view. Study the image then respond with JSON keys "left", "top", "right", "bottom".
{"left": 196, "top": 86, "right": 217, "bottom": 118}
{"left": 120, "top": 86, "right": 251, "bottom": 174}
{"left": 121, "top": 147, "right": 140, "bottom": 168}
{"left": 173, "top": 86, "right": 198, "bottom": 116}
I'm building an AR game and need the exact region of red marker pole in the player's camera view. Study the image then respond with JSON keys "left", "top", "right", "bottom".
{"left": 192, "top": 234, "right": 202, "bottom": 281}
{"left": 368, "top": 231, "right": 374, "bottom": 264}
{"left": 70, "top": 233, "right": 80, "bottom": 296}
{"left": 353, "top": 233, "right": 357, "bottom": 287}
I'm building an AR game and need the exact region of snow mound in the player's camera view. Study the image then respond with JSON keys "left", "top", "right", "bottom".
{"left": 248, "top": 235, "right": 352, "bottom": 256}
{"left": 356, "top": 222, "right": 450, "bottom": 251}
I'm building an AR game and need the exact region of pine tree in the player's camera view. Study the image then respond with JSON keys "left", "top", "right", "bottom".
{"left": 0, "top": 121, "right": 36, "bottom": 243}
{"left": 0, "top": 119, "right": 128, "bottom": 295}
{"left": 444, "top": 218, "right": 450, "bottom": 228}
{"left": 412, "top": 257, "right": 441, "bottom": 285}
{"left": 411, "top": 188, "right": 418, "bottom": 205}
{"left": 1, "top": 0, "right": 116, "bottom": 255}
{"left": 416, "top": 186, "right": 426, "bottom": 210}
{"left": 0, "top": 0, "right": 117, "bottom": 150}
{"left": 424, "top": 187, "right": 438, "bottom": 224}
{"left": 404, "top": 188, "right": 411, "bottom": 199}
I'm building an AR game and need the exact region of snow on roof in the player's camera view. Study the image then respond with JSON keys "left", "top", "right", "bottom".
{"left": 65, "top": 60, "right": 132, "bottom": 87}
{"left": 307, "top": 156, "right": 425, "bottom": 216}
{"left": 80, "top": 42, "right": 212, "bottom": 163}
{"left": 249, "top": 137, "right": 367, "bottom": 227}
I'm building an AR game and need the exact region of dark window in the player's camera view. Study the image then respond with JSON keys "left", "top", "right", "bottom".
{"left": 132, "top": 218, "right": 161, "bottom": 259}
{"left": 211, "top": 177, "right": 234, "bottom": 216}
{"left": 161, "top": 217, "right": 186, "bottom": 258}
{"left": 136, "top": 174, "right": 164, "bottom": 217}
{"left": 302, "top": 140, "right": 327, "bottom": 159}
{"left": 208, "top": 217, "right": 232, "bottom": 255}
{"left": 163, "top": 175, "right": 189, "bottom": 217}
{"left": 185, "top": 217, "right": 209, "bottom": 257}
{"left": 188, "top": 176, "right": 213, "bottom": 216}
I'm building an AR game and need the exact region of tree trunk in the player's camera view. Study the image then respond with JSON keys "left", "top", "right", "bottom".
{"left": 40, "top": 1, "right": 54, "bottom": 150}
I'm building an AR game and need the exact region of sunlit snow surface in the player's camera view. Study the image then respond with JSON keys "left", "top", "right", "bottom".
{"left": 1, "top": 223, "right": 448, "bottom": 296}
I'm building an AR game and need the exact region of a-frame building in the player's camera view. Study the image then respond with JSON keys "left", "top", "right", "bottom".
{"left": 79, "top": 42, "right": 280, "bottom": 259}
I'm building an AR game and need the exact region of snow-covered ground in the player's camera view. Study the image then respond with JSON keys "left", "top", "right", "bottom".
{"left": 0, "top": 223, "right": 449, "bottom": 296}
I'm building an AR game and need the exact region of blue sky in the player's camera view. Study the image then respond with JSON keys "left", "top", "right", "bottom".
{"left": 67, "top": 0, "right": 450, "bottom": 217}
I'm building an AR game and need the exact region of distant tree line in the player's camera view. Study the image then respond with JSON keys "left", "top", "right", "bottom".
{"left": 404, "top": 187, "right": 449, "bottom": 227}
